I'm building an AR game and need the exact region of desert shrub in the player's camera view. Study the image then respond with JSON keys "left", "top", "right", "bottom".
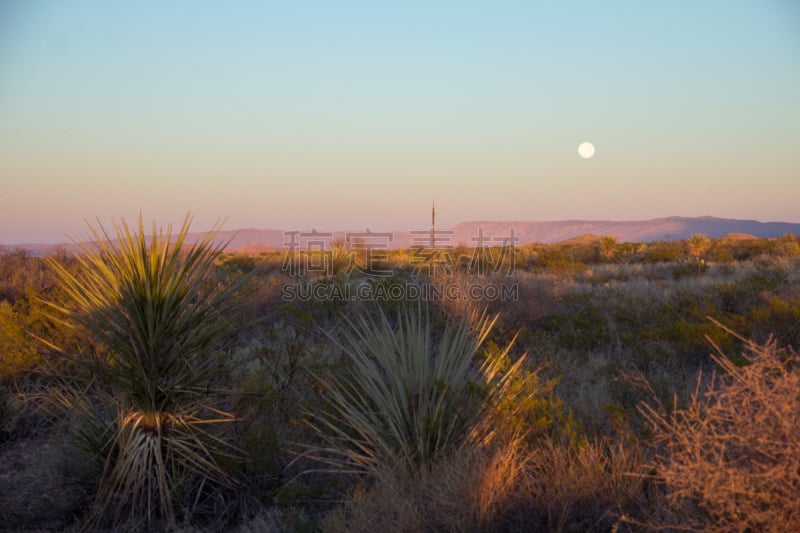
{"left": 230, "top": 314, "right": 339, "bottom": 498}
{"left": 0, "top": 250, "right": 48, "bottom": 303}
{"left": 480, "top": 339, "right": 580, "bottom": 446}
{"left": 507, "top": 437, "right": 646, "bottom": 531}
{"left": 777, "top": 233, "right": 800, "bottom": 256}
{"left": 671, "top": 257, "right": 708, "bottom": 279}
{"left": 43, "top": 214, "right": 253, "bottom": 528}
{"left": 642, "top": 325, "right": 800, "bottom": 531}
{"left": 322, "top": 438, "right": 529, "bottom": 533}
{"left": 715, "top": 277, "right": 771, "bottom": 315}
{"left": 302, "top": 304, "right": 527, "bottom": 474}
{"left": 732, "top": 239, "right": 776, "bottom": 260}
{"left": 641, "top": 241, "right": 683, "bottom": 263}
{"left": 0, "top": 265, "right": 80, "bottom": 379}
{"left": 0, "top": 300, "right": 40, "bottom": 378}
{"left": 748, "top": 291, "right": 800, "bottom": 348}
{"left": 537, "top": 250, "right": 589, "bottom": 280}
{"left": 218, "top": 252, "right": 261, "bottom": 274}
{"left": 424, "top": 270, "right": 504, "bottom": 329}
{"left": 324, "top": 436, "right": 645, "bottom": 533}
{"left": 0, "top": 297, "right": 61, "bottom": 440}
{"left": 497, "top": 271, "right": 557, "bottom": 330}
{"left": 545, "top": 303, "right": 610, "bottom": 351}
{"left": 514, "top": 244, "right": 541, "bottom": 271}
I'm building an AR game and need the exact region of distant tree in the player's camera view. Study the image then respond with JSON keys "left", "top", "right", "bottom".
{"left": 686, "top": 233, "right": 712, "bottom": 274}
{"left": 778, "top": 232, "right": 800, "bottom": 257}
{"left": 687, "top": 233, "right": 711, "bottom": 258}
{"left": 599, "top": 235, "right": 618, "bottom": 260}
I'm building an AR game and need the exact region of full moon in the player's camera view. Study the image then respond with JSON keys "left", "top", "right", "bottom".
{"left": 578, "top": 142, "right": 595, "bottom": 159}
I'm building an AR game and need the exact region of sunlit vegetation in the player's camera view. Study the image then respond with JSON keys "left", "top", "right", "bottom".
{"left": 304, "top": 307, "right": 516, "bottom": 472}
{"left": 1, "top": 226, "right": 799, "bottom": 530}
{"left": 44, "top": 216, "right": 254, "bottom": 528}
{"left": 641, "top": 322, "right": 800, "bottom": 531}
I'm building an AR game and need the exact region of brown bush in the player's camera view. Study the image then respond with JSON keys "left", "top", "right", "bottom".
{"left": 642, "top": 323, "right": 800, "bottom": 531}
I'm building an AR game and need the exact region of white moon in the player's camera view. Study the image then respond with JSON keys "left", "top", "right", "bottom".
{"left": 578, "top": 142, "right": 595, "bottom": 159}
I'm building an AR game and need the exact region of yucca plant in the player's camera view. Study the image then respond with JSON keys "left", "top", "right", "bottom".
{"left": 43, "top": 214, "right": 252, "bottom": 527}
{"left": 303, "top": 305, "right": 526, "bottom": 473}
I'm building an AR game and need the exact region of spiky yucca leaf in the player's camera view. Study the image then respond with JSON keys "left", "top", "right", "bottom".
{"left": 304, "top": 305, "right": 523, "bottom": 473}
{"left": 44, "top": 214, "right": 250, "bottom": 527}
{"left": 45, "top": 215, "right": 249, "bottom": 411}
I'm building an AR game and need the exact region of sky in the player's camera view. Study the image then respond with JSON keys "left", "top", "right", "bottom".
{"left": 1, "top": 1, "right": 799, "bottom": 244}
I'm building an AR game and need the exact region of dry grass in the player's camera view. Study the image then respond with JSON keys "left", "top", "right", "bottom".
{"left": 323, "top": 435, "right": 645, "bottom": 532}
{"left": 642, "top": 322, "right": 800, "bottom": 531}
{"left": 322, "top": 438, "right": 529, "bottom": 533}
{"left": 427, "top": 270, "right": 489, "bottom": 329}
{"left": 512, "top": 438, "right": 645, "bottom": 531}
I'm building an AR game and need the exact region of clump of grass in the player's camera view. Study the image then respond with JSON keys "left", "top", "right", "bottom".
{"left": 302, "top": 304, "right": 526, "bottom": 474}
{"left": 322, "top": 438, "right": 529, "bottom": 532}
{"left": 642, "top": 320, "right": 800, "bottom": 531}
{"left": 513, "top": 437, "right": 645, "bottom": 531}
{"left": 323, "top": 435, "right": 645, "bottom": 532}
{"left": 43, "top": 214, "right": 252, "bottom": 528}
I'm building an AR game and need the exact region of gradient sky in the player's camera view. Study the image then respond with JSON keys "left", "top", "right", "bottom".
{"left": 1, "top": 1, "right": 799, "bottom": 243}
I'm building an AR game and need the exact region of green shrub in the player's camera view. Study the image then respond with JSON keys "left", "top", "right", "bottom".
{"left": 749, "top": 293, "right": 800, "bottom": 348}
{"left": 483, "top": 339, "right": 581, "bottom": 446}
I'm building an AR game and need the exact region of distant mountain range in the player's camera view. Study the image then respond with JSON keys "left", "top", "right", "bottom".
{"left": 447, "top": 216, "right": 800, "bottom": 246}
{"left": 4, "top": 217, "right": 800, "bottom": 256}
